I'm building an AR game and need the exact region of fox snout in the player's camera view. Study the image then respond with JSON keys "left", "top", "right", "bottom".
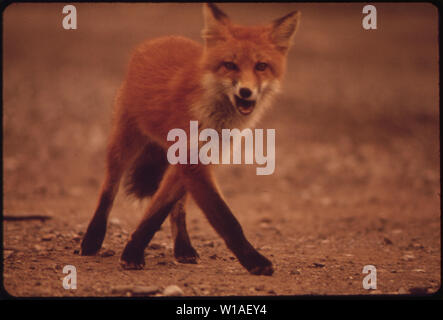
{"left": 231, "top": 83, "right": 258, "bottom": 116}
{"left": 236, "top": 85, "right": 256, "bottom": 100}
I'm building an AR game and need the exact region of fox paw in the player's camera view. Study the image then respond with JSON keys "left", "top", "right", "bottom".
{"left": 80, "top": 222, "right": 106, "bottom": 256}
{"left": 120, "top": 242, "right": 145, "bottom": 270}
{"left": 241, "top": 252, "right": 274, "bottom": 276}
{"left": 120, "top": 259, "right": 145, "bottom": 270}
{"left": 248, "top": 264, "right": 274, "bottom": 276}
{"left": 174, "top": 243, "right": 199, "bottom": 264}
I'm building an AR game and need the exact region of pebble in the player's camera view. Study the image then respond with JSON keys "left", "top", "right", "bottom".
{"left": 398, "top": 287, "right": 408, "bottom": 294}
{"left": 163, "top": 285, "right": 184, "bottom": 296}
{"left": 311, "top": 262, "right": 325, "bottom": 268}
{"left": 111, "top": 285, "right": 159, "bottom": 296}
{"left": 4, "top": 250, "right": 14, "bottom": 259}
{"left": 110, "top": 218, "right": 121, "bottom": 226}
{"left": 33, "top": 244, "right": 45, "bottom": 251}
{"left": 402, "top": 254, "right": 415, "bottom": 261}
{"left": 259, "top": 222, "right": 271, "bottom": 229}
{"left": 369, "top": 290, "right": 382, "bottom": 295}
{"left": 131, "top": 286, "right": 161, "bottom": 296}
{"left": 148, "top": 243, "right": 164, "bottom": 250}
{"left": 410, "top": 243, "right": 424, "bottom": 249}
{"left": 383, "top": 237, "right": 393, "bottom": 245}
{"left": 41, "top": 234, "right": 54, "bottom": 241}
{"left": 203, "top": 241, "right": 215, "bottom": 248}
{"left": 100, "top": 249, "right": 115, "bottom": 257}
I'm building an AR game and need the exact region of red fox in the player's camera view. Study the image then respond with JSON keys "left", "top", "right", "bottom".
{"left": 81, "top": 3, "right": 300, "bottom": 275}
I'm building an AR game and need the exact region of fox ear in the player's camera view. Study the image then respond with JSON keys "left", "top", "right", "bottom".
{"left": 270, "top": 11, "right": 301, "bottom": 53}
{"left": 202, "top": 3, "right": 230, "bottom": 46}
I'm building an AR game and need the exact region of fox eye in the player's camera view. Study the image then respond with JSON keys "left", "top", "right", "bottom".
{"left": 223, "top": 62, "right": 238, "bottom": 71}
{"left": 255, "top": 62, "right": 268, "bottom": 71}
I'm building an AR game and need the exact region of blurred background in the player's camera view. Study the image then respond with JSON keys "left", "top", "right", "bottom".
{"left": 3, "top": 3, "right": 440, "bottom": 296}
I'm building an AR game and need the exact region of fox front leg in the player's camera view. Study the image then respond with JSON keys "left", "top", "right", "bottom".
{"left": 180, "top": 164, "right": 273, "bottom": 276}
{"left": 169, "top": 194, "right": 200, "bottom": 264}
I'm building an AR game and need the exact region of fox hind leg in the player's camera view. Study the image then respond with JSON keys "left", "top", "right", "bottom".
{"left": 120, "top": 165, "right": 186, "bottom": 269}
{"left": 81, "top": 115, "right": 143, "bottom": 256}
{"left": 170, "top": 194, "right": 199, "bottom": 264}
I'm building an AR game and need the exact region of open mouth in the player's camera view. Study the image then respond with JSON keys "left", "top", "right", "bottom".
{"left": 234, "top": 95, "right": 256, "bottom": 115}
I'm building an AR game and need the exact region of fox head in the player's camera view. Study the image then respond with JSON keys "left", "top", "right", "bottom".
{"left": 198, "top": 3, "right": 300, "bottom": 128}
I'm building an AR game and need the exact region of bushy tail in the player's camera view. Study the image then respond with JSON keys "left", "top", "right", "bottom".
{"left": 124, "top": 142, "right": 168, "bottom": 198}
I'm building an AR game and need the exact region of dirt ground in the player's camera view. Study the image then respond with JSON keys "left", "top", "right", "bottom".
{"left": 2, "top": 3, "right": 440, "bottom": 297}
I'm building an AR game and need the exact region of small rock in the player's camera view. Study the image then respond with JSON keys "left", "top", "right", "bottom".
{"left": 148, "top": 243, "right": 164, "bottom": 250}
{"left": 109, "top": 218, "right": 121, "bottom": 226}
{"left": 255, "top": 285, "right": 265, "bottom": 291}
{"left": 163, "top": 285, "right": 184, "bottom": 296}
{"left": 33, "top": 244, "right": 45, "bottom": 251}
{"left": 259, "top": 222, "right": 271, "bottom": 229}
{"left": 410, "top": 243, "right": 424, "bottom": 249}
{"left": 383, "top": 237, "right": 393, "bottom": 245}
{"left": 203, "top": 241, "right": 215, "bottom": 248}
{"left": 412, "top": 269, "right": 426, "bottom": 273}
{"left": 131, "top": 286, "right": 160, "bottom": 296}
{"left": 209, "top": 254, "right": 218, "bottom": 260}
{"left": 311, "top": 262, "right": 325, "bottom": 268}
{"left": 100, "top": 249, "right": 115, "bottom": 257}
{"left": 53, "top": 264, "right": 62, "bottom": 271}
{"left": 369, "top": 290, "right": 382, "bottom": 295}
{"left": 41, "top": 234, "right": 54, "bottom": 241}
{"left": 4, "top": 250, "right": 14, "bottom": 259}
{"left": 398, "top": 287, "right": 408, "bottom": 294}
{"left": 111, "top": 285, "right": 134, "bottom": 295}
{"left": 402, "top": 254, "right": 415, "bottom": 261}
{"left": 290, "top": 269, "right": 301, "bottom": 275}
{"left": 161, "top": 242, "right": 173, "bottom": 250}
{"left": 73, "top": 249, "right": 80, "bottom": 255}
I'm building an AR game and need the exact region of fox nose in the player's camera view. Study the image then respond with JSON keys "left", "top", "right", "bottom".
{"left": 239, "top": 88, "right": 252, "bottom": 99}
